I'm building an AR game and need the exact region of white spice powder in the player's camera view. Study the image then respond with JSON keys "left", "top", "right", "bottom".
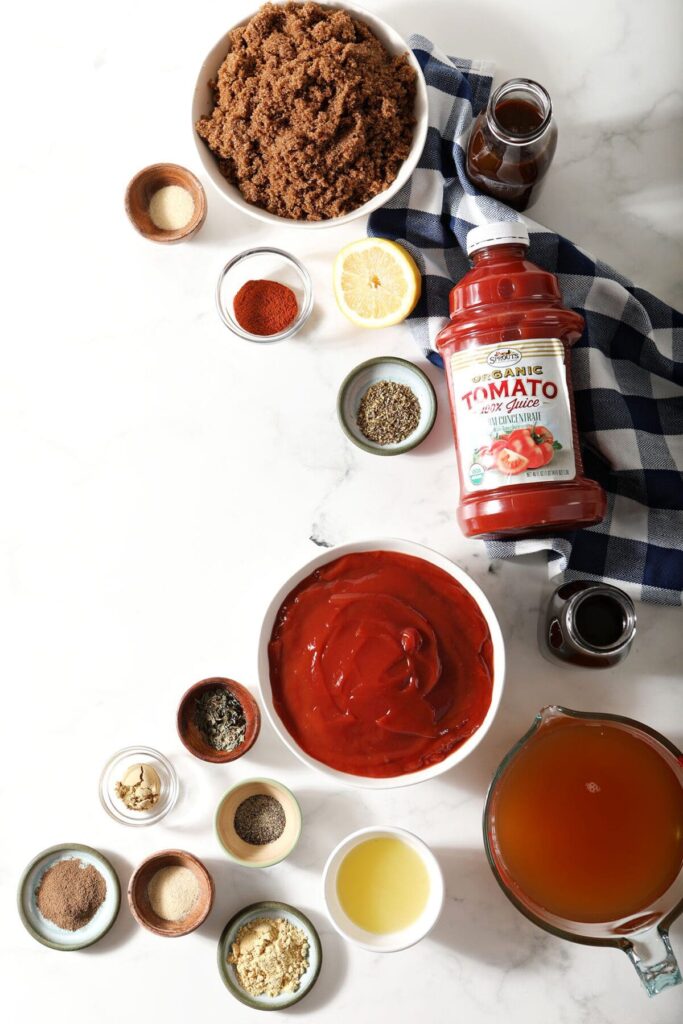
{"left": 148, "top": 185, "right": 195, "bottom": 231}
{"left": 147, "top": 865, "right": 199, "bottom": 921}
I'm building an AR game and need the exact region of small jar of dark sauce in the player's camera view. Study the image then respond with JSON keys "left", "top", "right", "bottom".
{"left": 466, "top": 78, "right": 557, "bottom": 211}
{"left": 542, "top": 580, "right": 637, "bottom": 668}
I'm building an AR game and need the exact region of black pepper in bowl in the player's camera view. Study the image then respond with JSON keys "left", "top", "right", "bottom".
{"left": 234, "top": 794, "right": 287, "bottom": 845}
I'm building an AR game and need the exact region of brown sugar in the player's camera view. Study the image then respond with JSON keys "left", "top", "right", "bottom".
{"left": 196, "top": 2, "right": 417, "bottom": 221}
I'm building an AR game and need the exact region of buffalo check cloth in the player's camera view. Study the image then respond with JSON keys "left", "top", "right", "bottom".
{"left": 368, "top": 37, "right": 683, "bottom": 605}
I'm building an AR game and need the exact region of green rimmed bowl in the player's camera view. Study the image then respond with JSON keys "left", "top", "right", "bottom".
{"left": 337, "top": 356, "right": 438, "bottom": 455}
{"left": 217, "top": 901, "right": 322, "bottom": 1010}
{"left": 17, "top": 844, "right": 121, "bottom": 951}
{"left": 215, "top": 778, "right": 302, "bottom": 868}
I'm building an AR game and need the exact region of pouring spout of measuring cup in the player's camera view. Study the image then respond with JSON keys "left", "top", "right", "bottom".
{"left": 624, "top": 928, "right": 682, "bottom": 996}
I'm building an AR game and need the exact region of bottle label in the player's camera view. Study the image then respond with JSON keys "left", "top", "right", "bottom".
{"left": 448, "top": 339, "right": 576, "bottom": 493}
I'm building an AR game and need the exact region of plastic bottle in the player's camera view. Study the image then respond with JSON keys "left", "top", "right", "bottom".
{"left": 436, "top": 221, "right": 606, "bottom": 537}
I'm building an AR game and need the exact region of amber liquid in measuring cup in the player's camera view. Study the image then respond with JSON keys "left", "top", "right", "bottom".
{"left": 485, "top": 708, "right": 683, "bottom": 995}
{"left": 491, "top": 716, "right": 683, "bottom": 923}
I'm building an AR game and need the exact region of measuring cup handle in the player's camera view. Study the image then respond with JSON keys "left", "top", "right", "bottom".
{"left": 624, "top": 928, "right": 682, "bottom": 997}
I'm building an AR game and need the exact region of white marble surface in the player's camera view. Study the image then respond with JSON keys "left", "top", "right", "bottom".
{"left": 2, "top": 1, "right": 682, "bottom": 1022}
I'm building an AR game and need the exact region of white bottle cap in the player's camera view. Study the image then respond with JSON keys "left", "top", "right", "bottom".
{"left": 466, "top": 221, "right": 530, "bottom": 256}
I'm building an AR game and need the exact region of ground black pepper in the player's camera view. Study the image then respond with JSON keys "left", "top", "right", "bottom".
{"left": 194, "top": 687, "right": 246, "bottom": 752}
{"left": 234, "top": 794, "right": 286, "bottom": 845}
{"left": 357, "top": 380, "right": 421, "bottom": 445}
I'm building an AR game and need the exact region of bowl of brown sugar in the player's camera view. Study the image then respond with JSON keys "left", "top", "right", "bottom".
{"left": 192, "top": 2, "right": 428, "bottom": 227}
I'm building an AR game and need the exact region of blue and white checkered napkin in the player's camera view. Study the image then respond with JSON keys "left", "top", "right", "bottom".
{"left": 368, "top": 36, "right": 683, "bottom": 606}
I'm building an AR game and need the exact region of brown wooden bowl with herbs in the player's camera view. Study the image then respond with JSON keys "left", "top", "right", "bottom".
{"left": 177, "top": 677, "right": 261, "bottom": 764}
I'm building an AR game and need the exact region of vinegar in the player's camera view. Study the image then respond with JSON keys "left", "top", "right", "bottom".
{"left": 491, "top": 718, "right": 683, "bottom": 924}
{"left": 336, "top": 837, "right": 430, "bottom": 934}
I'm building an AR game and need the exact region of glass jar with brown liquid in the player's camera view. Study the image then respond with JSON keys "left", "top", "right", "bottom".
{"left": 466, "top": 78, "right": 557, "bottom": 211}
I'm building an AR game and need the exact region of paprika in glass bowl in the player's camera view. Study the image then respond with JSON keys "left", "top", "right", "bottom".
{"left": 216, "top": 247, "right": 313, "bottom": 343}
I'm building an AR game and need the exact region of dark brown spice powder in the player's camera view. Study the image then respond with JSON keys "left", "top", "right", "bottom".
{"left": 35, "top": 858, "right": 106, "bottom": 931}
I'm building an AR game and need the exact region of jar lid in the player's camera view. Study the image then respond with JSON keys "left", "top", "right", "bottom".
{"left": 466, "top": 221, "right": 530, "bottom": 256}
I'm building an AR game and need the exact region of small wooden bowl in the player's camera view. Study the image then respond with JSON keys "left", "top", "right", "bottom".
{"left": 177, "top": 677, "right": 261, "bottom": 764}
{"left": 128, "top": 849, "right": 214, "bottom": 937}
{"left": 125, "top": 163, "right": 207, "bottom": 243}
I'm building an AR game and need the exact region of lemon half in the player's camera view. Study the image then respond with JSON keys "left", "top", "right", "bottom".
{"left": 333, "top": 238, "right": 421, "bottom": 329}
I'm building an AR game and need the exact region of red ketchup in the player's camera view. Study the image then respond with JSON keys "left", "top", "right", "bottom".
{"left": 436, "top": 222, "right": 606, "bottom": 538}
{"left": 268, "top": 550, "right": 494, "bottom": 778}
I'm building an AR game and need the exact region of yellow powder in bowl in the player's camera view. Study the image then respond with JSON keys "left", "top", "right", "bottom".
{"left": 148, "top": 185, "right": 195, "bottom": 231}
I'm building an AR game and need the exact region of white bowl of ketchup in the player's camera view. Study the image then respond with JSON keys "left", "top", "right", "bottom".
{"left": 257, "top": 538, "right": 505, "bottom": 789}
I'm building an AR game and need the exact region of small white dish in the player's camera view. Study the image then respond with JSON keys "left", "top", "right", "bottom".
{"left": 99, "top": 746, "right": 178, "bottom": 826}
{"left": 18, "top": 844, "right": 121, "bottom": 950}
{"left": 322, "top": 826, "right": 444, "bottom": 952}
{"left": 192, "top": 2, "right": 428, "bottom": 229}
{"left": 337, "top": 356, "right": 437, "bottom": 455}
{"left": 257, "top": 538, "right": 506, "bottom": 789}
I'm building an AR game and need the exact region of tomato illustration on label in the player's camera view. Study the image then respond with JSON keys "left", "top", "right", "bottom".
{"left": 495, "top": 448, "right": 528, "bottom": 474}
{"left": 449, "top": 339, "right": 578, "bottom": 495}
{"left": 474, "top": 424, "right": 562, "bottom": 478}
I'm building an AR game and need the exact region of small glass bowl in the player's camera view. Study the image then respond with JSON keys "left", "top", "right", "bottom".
{"left": 215, "top": 247, "right": 313, "bottom": 342}
{"left": 99, "top": 746, "right": 179, "bottom": 827}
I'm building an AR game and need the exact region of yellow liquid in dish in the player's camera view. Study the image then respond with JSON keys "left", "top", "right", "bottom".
{"left": 336, "top": 837, "right": 430, "bottom": 934}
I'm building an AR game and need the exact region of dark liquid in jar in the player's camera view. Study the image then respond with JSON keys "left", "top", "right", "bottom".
{"left": 466, "top": 94, "right": 557, "bottom": 211}
{"left": 574, "top": 594, "right": 626, "bottom": 648}
{"left": 494, "top": 97, "right": 544, "bottom": 135}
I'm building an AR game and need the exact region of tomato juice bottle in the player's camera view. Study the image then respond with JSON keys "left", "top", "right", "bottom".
{"left": 436, "top": 222, "right": 606, "bottom": 538}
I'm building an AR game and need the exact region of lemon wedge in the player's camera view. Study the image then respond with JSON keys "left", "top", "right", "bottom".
{"left": 333, "top": 238, "right": 421, "bottom": 328}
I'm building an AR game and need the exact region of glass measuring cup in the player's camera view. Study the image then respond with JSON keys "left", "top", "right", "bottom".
{"left": 483, "top": 706, "right": 683, "bottom": 996}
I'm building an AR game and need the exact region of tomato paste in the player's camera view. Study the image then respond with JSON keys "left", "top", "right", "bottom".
{"left": 436, "top": 221, "right": 606, "bottom": 537}
{"left": 268, "top": 550, "right": 494, "bottom": 778}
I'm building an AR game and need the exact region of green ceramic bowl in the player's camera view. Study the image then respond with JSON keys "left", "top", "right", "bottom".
{"left": 337, "top": 356, "right": 438, "bottom": 456}
{"left": 18, "top": 843, "right": 121, "bottom": 951}
{"left": 217, "top": 901, "right": 322, "bottom": 1010}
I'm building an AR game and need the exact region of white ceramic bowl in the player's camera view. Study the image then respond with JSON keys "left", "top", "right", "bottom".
{"left": 257, "top": 538, "right": 506, "bottom": 789}
{"left": 192, "top": 2, "right": 428, "bottom": 229}
{"left": 322, "top": 826, "right": 444, "bottom": 951}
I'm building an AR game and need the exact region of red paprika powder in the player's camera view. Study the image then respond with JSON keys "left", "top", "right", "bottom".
{"left": 233, "top": 279, "right": 298, "bottom": 336}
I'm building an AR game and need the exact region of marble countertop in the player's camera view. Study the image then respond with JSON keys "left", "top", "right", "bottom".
{"left": 2, "top": 1, "right": 682, "bottom": 1022}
